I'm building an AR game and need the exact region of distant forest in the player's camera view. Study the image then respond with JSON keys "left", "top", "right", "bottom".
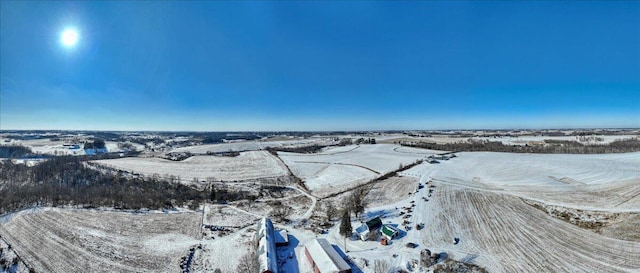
{"left": 401, "top": 138, "right": 640, "bottom": 154}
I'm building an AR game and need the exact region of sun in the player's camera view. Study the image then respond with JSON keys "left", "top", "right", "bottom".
{"left": 60, "top": 28, "right": 79, "bottom": 48}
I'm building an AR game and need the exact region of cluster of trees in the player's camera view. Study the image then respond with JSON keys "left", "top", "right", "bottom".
{"left": 83, "top": 139, "right": 106, "bottom": 150}
{"left": 128, "top": 137, "right": 165, "bottom": 146}
{"left": 199, "top": 132, "right": 261, "bottom": 144}
{"left": 164, "top": 152, "right": 193, "bottom": 161}
{"left": 355, "top": 138, "right": 376, "bottom": 145}
{"left": 346, "top": 186, "right": 371, "bottom": 218}
{"left": 0, "top": 156, "right": 226, "bottom": 214}
{"left": 205, "top": 151, "right": 240, "bottom": 157}
{"left": 266, "top": 145, "right": 327, "bottom": 154}
{"left": 333, "top": 184, "right": 373, "bottom": 240}
{"left": 206, "top": 183, "right": 257, "bottom": 204}
{"left": 337, "top": 137, "right": 378, "bottom": 146}
{"left": 268, "top": 201, "right": 292, "bottom": 222}
{"left": 0, "top": 145, "right": 33, "bottom": 158}
{"left": 402, "top": 138, "right": 640, "bottom": 154}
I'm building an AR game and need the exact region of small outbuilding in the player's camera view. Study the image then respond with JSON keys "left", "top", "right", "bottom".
{"left": 381, "top": 225, "right": 399, "bottom": 240}
{"left": 304, "top": 239, "right": 351, "bottom": 273}
{"left": 275, "top": 229, "right": 289, "bottom": 247}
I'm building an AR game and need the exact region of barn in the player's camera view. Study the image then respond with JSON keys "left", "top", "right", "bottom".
{"left": 304, "top": 239, "right": 351, "bottom": 273}
{"left": 256, "top": 218, "right": 278, "bottom": 273}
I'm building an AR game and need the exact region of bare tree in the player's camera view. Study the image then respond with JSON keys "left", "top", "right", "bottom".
{"left": 348, "top": 185, "right": 372, "bottom": 218}
{"left": 367, "top": 229, "right": 379, "bottom": 241}
{"left": 374, "top": 259, "right": 390, "bottom": 273}
{"left": 324, "top": 201, "right": 338, "bottom": 221}
{"left": 235, "top": 248, "right": 260, "bottom": 273}
{"left": 270, "top": 201, "right": 292, "bottom": 222}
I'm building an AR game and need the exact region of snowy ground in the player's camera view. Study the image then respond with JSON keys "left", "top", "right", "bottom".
{"left": 0, "top": 208, "right": 202, "bottom": 273}
{"left": 2, "top": 144, "right": 640, "bottom": 273}
{"left": 93, "top": 151, "right": 289, "bottom": 183}
{"left": 202, "top": 205, "right": 259, "bottom": 227}
{"left": 168, "top": 138, "right": 335, "bottom": 154}
{"left": 280, "top": 144, "right": 442, "bottom": 197}
{"left": 0, "top": 235, "right": 30, "bottom": 273}
{"left": 427, "top": 152, "right": 640, "bottom": 211}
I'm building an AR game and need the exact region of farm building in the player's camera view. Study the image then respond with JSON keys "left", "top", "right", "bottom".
{"left": 381, "top": 225, "right": 399, "bottom": 240}
{"left": 304, "top": 238, "right": 351, "bottom": 273}
{"left": 84, "top": 147, "right": 108, "bottom": 155}
{"left": 275, "top": 229, "right": 289, "bottom": 247}
{"left": 354, "top": 216, "right": 382, "bottom": 241}
{"left": 256, "top": 218, "right": 279, "bottom": 273}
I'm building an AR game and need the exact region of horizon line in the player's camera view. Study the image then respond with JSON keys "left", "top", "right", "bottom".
{"left": 1, "top": 127, "right": 639, "bottom": 133}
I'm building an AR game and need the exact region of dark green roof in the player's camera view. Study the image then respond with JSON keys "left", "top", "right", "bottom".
{"left": 366, "top": 217, "right": 382, "bottom": 229}
{"left": 382, "top": 225, "right": 398, "bottom": 237}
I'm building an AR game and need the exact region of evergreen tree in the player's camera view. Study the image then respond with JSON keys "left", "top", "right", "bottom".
{"left": 339, "top": 209, "right": 352, "bottom": 238}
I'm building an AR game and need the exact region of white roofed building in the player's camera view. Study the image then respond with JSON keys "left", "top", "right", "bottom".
{"left": 256, "top": 218, "right": 278, "bottom": 273}
{"left": 304, "top": 238, "right": 351, "bottom": 273}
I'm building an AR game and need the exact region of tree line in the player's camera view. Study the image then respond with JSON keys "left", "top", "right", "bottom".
{"left": 401, "top": 138, "right": 640, "bottom": 154}
{"left": 0, "top": 156, "right": 255, "bottom": 215}
{"left": 0, "top": 145, "right": 35, "bottom": 158}
{"left": 266, "top": 145, "right": 327, "bottom": 154}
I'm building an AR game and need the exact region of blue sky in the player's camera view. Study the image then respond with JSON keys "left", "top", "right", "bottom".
{"left": 1, "top": 1, "right": 639, "bottom": 131}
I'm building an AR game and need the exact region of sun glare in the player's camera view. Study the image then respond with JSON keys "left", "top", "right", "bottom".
{"left": 60, "top": 28, "right": 79, "bottom": 48}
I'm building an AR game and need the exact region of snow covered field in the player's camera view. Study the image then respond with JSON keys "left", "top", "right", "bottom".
{"left": 93, "top": 151, "right": 289, "bottom": 182}
{"left": 0, "top": 208, "right": 202, "bottom": 273}
{"left": 279, "top": 144, "right": 441, "bottom": 196}
{"left": 427, "top": 152, "right": 640, "bottom": 211}
{"left": 168, "top": 138, "right": 334, "bottom": 154}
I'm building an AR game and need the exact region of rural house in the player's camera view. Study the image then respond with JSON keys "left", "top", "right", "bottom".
{"left": 354, "top": 216, "right": 382, "bottom": 241}
{"left": 304, "top": 238, "right": 351, "bottom": 273}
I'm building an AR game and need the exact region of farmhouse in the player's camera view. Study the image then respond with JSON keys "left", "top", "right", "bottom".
{"left": 354, "top": 216, "right": 382, "bottom": 241}
{"left": 256, "top": 218, "right": 278, "bottom": 273}
{"left": 304, "top": 238, "right": 351, "bottom": 273}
